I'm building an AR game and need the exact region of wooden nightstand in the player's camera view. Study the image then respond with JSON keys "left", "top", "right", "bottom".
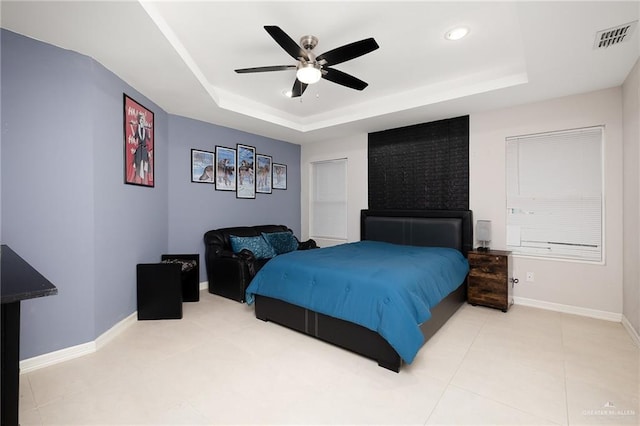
{"left": 467, "top": 249, "right": 513, "bottom": 312}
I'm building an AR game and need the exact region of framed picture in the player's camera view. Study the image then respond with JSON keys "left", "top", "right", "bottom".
{"left": 215, "top": 146, "right": 236, "bottom": 191}
{"left": 273, "top": 163, "right": 287, "bottom": 190}
{"left": 123, "top": 94, "right": 154, "bottom": 187}
{"left": 191, "top": 149, "right": 214, "bottom": 184}
{"left": 236, "top": 144, "right": 256, "bottom": 199}
{"left": 256, "top": 154, "right": 273, "bottom": 194}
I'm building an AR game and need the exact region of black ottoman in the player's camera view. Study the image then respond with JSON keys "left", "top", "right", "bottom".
{"left": 160, "top": 254, "right": 200, "bottom": 302}
{"left": 137, "top": 263, "right": 183, "bottom": 320}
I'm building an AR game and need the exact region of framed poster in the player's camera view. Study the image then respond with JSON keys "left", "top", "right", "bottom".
{"left": 256, "top": 154, "right": 273, "bottom": 194}
{"left": 124, "top": 94, "right": 154, "bottom": 187}
{"left": 273, "top": 163, "right": 287, "bottom": 190}
{"left": 191, "top": 149, "right": 214, "bottom": 184}
{"left": 215, "top": 146, "right": 236, "bottom": 191}
{"left": 236, "top": 144, "right": 256, "bottom": 199}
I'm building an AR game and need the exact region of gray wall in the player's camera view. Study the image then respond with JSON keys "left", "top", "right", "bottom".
{"left": 90, "top": 65, "right": 170, "bottom": 337}
{"left": 1, "top": 29, "right": 301, "bottom": 359}
{"left": 2, "top": 29, "right": 100, "bottom": 356}
{"left": 623, "top": 57, "right": 640, "bottom": 338}
{"left": 167, "top": 115, "right": 301, "bottom": 282}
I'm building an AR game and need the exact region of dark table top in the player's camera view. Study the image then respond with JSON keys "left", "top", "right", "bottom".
{"left": 1, "top": 245, "right": 57, "bottom": 304}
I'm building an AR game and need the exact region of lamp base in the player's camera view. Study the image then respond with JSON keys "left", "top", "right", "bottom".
{"left": 477, "top": 241, "right": 490, "bottom": 251}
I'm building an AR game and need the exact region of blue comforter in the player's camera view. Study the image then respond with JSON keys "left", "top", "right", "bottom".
{"left": 245, "top": 240, "right": 469, "bottom": 363}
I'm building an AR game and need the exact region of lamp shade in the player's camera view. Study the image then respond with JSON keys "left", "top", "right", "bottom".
{"left": 476, "top": 220, "right": 492, "bottom": 247}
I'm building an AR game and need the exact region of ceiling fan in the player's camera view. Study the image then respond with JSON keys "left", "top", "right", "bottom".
{"left": 234, "top": 26, "right": 379, "bottom": 98}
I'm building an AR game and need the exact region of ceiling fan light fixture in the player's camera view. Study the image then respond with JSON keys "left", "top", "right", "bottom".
{"left": 235, "top": 26, "right": 377, "bottom": 97}
{"left": 445, "top": 27, "right": 469, "bottom": 41}
{"left": 296, "top": 63, "right": 322, "bottom": 84}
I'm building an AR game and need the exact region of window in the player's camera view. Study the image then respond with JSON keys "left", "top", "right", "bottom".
{"left": 310, "top": 159, "right": 347, "bottom": 240}
{"left": 506, "top": 126, "right": 604, "bottom": 262}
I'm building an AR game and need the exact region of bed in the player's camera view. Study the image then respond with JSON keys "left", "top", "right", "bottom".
{"left": 246, "top": 209, "right": 473, "bottom": 372}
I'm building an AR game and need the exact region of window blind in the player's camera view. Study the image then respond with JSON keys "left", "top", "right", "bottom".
{"left": 506, "top": 126, "right": 603, "bottom": 262}
{"left": 310, "top": 159, "right": 347, "bottom": 240}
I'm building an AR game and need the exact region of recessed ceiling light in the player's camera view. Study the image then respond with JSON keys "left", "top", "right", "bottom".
{"left": 445, "top": 27, "right": 469, "bottom": 41}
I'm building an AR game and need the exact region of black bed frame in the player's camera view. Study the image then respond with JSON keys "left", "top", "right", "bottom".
{"left": 254, "top": 209, "right": 473, "bottom": 372}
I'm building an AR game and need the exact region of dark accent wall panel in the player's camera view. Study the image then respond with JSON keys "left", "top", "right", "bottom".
{"left": 368, "top": 115, "right": 469, "bottom": 210}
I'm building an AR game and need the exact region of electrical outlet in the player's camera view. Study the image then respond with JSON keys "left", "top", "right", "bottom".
{"left": 526, "top": 272, "right": 535, "bottom": 282}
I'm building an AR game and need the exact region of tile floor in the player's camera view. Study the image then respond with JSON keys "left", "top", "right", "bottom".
{"left": 19, "top": 291, "right": 640, "bottom": 425}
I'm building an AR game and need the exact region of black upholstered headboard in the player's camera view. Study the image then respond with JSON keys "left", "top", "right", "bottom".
{"left": 360, "top": 210, "right": 473, "bottom": 256}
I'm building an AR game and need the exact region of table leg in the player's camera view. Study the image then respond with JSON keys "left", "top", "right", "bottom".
{"left": 1, "top": 301, "right": 21, "bottom": 426}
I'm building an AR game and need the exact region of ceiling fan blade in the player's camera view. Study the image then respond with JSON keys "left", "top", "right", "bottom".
{"left": 316, "top": 38, "right": 379, "bottom": 66}
{"left": 235, "top": 65, "right": 296, "bottom": 74}
{"left": 291, "top": 79, "right": 308, "bottom": 98}
{"left": 264, "top": 26, "right": 309, "bottom": 61}
{"left": 322, "top": 68, "right": 368, "bottom": 90}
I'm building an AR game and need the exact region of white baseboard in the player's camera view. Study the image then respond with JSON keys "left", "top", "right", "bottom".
{"left": 19, "top": 286, "right": 210, "bottom": 374}
{"left": 622, "top": 315, "right": 640, "bottom": 348}
{"left": 95, "top": 312, "right": 137, "bottom": 350}
{"left": 19, "top": 341, "right": 95, "bottom": 374}
{"left": 514, "top": 297, "right": 622, "bottom": 322}
{"left": 20, "top": 312, "right": 137, "bottom": 374}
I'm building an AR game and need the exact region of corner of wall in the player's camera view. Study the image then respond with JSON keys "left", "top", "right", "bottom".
{"left": 622, "top": 56, "right": 640, "bottom": 340}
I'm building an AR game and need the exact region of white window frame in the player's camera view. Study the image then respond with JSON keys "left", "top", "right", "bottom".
{"left": 506, "top": 126, "right": 605, "bottom": 263}
{"left": 310, "top": 158, "right": 348, "bottom": 242}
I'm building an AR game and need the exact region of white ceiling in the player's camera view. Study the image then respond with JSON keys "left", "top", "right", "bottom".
{"left": 1, "top": 1, "right": 639, "bottom": 145}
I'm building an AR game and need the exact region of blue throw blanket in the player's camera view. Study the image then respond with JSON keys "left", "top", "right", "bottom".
{"left": 246, "top": 240, "right": 469, "bottom": 363}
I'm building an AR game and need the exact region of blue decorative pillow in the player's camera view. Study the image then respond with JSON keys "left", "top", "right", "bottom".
{"left": 262, "top": 231, "right": 299, "bottom": 255}
{"left": 229, "top": 235, "right": 276, "bottom": 259}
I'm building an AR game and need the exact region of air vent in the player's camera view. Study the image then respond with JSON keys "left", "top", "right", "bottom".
{"left": 594, "top": 21, "right": 637, "bottom": 49}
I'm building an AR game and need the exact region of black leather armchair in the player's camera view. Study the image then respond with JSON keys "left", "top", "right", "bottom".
{"left": 203, "top": 225, "right": 317, "bottom": 302}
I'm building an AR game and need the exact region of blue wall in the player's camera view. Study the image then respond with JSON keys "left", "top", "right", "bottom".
{"left": 167, "top": 115, "right": 301, "bottom": 282}
{"left": 0, "top": 29, "right": 301, "bottom": 359}
{"left": 90, "top": 65, "right": 170, "bottom": 338}
{"left": 1, "top": 29, "right": 99, "bottom": 357}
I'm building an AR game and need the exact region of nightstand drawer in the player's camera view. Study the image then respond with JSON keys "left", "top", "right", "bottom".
{"left": 468, "top": 253, "right": 507, "bottom": 270}
{"left": 468, "top": 277, "right": 507, "bottom": 295}
{"left": 468, "top": 286, "right": 506, "bottom": 309}
{"left": 468, "top": 268, "right": 508, "bottom": 281}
